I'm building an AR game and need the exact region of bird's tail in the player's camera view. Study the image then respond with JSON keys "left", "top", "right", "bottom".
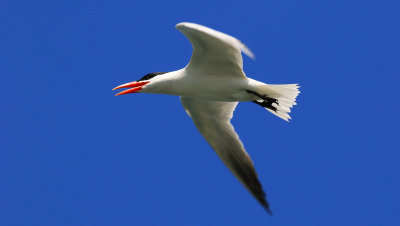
{"left": 255, "top": 84, "right": 300, "bottom": 121}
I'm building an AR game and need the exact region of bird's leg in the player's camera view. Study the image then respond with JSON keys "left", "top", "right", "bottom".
{"left": 246, "top": 90, "right": 279, "bottom": 112}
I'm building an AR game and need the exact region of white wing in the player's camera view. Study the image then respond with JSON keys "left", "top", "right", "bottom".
{"left": 176, "top": 22, "right": 254, "bottom": 76}
{"left": 181, "top": 97, "right": 272, "bottom": 214}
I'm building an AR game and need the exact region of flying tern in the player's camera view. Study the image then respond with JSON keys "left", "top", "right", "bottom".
{"left": 113, "top": 22, "right": 300, "bottom": 214}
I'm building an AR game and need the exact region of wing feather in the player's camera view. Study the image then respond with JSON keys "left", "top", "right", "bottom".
{"left": 180, "top": 97, "right": 272, "bottom": 214}
{"left": 176, "top": 22, "right": 254, "bottom": 76}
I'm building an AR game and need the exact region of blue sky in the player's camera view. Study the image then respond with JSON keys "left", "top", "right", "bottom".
{"left": 1, "top": 0, "right": 399, "bottom": 225}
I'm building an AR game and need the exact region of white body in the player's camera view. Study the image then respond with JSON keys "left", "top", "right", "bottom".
{"left": 120, "top": 22, "right": 300, "bottom": 214}
{"left": 142, "top": 69, "right": 268, "bottom": 102}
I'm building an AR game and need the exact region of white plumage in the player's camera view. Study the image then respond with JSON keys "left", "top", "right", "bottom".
{"left": 113, "top": 22, "right": 300, "bottom": 214}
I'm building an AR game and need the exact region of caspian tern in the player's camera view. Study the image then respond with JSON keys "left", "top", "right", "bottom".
{"left": 113, "top": 22, "right": 300, "bottom": 214}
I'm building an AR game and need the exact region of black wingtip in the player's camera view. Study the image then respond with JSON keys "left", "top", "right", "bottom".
{"left": 263, "top": 203, "right": 273, "bottom": 216}
{"left": 258, "top": 198, "right": 273, "bottom": 216}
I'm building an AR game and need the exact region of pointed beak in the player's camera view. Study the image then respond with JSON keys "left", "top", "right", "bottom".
{"left": 112, "top": 81, "right": 150, "bottom": 96}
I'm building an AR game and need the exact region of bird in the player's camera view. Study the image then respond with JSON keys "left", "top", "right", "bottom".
{"left": 113, "top": 22, "right": 300, "bottom": 215}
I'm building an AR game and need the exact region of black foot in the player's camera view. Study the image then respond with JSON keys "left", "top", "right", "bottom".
{"left": 246, "top": 90, "right": 279, "bottom": 112}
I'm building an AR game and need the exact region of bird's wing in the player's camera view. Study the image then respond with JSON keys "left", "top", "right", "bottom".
{"left": 176, "top": 22, "right": 254, "bottom": 76}
{"left": 180, "top": 96, "right": 272, "bottom": 214}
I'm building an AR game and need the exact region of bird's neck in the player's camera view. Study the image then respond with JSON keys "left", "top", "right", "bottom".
{"left": 141, "top": 69, "right": 186, "bottom": 95}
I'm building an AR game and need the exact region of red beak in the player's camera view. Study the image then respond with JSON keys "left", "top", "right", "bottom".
{"left": 112, "top": 81, "right": 150, "bottom": 96}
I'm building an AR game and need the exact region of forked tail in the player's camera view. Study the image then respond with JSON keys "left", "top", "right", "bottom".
{"left": 248, "top": 84, "right": 300, "bottom": 121}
